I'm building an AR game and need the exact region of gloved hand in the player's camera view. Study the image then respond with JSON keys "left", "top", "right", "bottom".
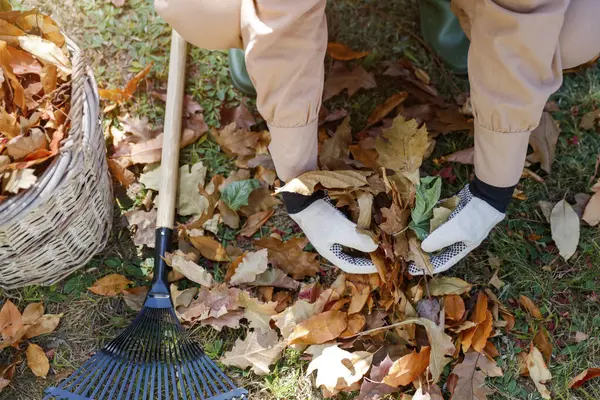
{"left": 281, "top": 190, "right": 378, "bottom": 274}
{"left": 409, "top": 177, "right": 513, "bottom": 276}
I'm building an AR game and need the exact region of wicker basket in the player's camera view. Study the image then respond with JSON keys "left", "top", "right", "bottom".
{"left": 0, "top": 39, "right": 113, "bottom": 289}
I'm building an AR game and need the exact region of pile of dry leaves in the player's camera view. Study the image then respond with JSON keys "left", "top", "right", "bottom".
{"left": 95, "top": 43, "right": 575, "bottom": 399}
{"left": 0, "top": 7, "right": 73, "bottom": 202}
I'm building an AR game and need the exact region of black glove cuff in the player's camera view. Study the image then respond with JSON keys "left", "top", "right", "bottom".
{"left": 281, "top": 190, "right": 325, "bottom": 214}
{"left": 470, "top": 176, "right": 515, "bottom": 213}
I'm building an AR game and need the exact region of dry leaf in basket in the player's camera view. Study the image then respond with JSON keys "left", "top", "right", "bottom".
{"left": 0, "top": 9, "right": 71, "bottom": 200}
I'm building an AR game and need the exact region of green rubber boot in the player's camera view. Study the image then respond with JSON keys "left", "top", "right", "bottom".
{"left": 228, "top": 48, "right": 256, "bottom": 96}
{"left": 419, "top": 0, "right": 469, "bottom": 74}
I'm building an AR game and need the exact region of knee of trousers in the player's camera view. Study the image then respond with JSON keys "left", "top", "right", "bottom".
{"left": 559, "top": 0, "right": 600, "bottom": 69}
{"left": 154, "top": 0, "right": 243, "bottom": 50}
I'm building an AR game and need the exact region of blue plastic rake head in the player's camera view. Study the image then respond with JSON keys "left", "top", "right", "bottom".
{"left": 44, "top": 229, "right": 248, "bottom": 400}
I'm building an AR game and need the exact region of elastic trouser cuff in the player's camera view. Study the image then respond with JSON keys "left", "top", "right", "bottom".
{"left": 268, "top": 120, "right": 318, "bottom": 182}
{"left": 474, "top": 124, "right": 531, "bottom": 188}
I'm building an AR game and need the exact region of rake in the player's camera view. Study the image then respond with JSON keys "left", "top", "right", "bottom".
{"left": 44, "top": 31, "right": 248, "bottom": 400}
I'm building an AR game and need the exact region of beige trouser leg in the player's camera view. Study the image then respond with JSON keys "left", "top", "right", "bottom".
{"left": 154, "top": 0, "right": 243, "bottom": 50}
{"left": 155, "top": 0, "right": 327, "bottom": 182}
{"left": 559, "top": 0, "right": 600, "bottom": 69}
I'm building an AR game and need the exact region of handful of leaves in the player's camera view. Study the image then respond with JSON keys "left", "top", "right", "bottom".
{"left": 0, "top": 8, "right": 72, "bottom": 202}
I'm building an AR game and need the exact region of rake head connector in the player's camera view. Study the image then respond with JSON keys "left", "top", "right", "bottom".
{"left": 45, "top": 229, "right": 248, "bottom": 400}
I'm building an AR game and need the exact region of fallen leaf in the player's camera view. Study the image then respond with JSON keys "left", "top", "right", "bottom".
{"left": 280, "top": 170, "right": 370, "bottom": 196}
{"left": 550, "top": 199, "right": 579, "bottom": 260}
{"left": 168, "top": 250, "right": 215, "bottom": 287}
{"left": 376, "top": 115, "right": 429, "bottom": 183}
{"left": 518, "top": 296, "right": 543, "bottom": 319}
{"left": 200, "top": 311, "right": 244, "bottom": 331}
{"left": 408, "top": 234, "right": 433, "bottom": 275}
{"left": 579, "top": 109, "right": 600, "bottom": 130}
{"left": 307, "top": 345, "right": 373, "bottom": 393}
{"left": 470, "top": 310, "right": 493, "bottom": 353}
{"left": 379, "top": 203, "right": 410, "bottom": 235}
{"left": 21, "top": 303, "right": 44, "bottom": 325}
{"left": 188, "top": 234, "right": 229, "bottom": 262}
{"left": 526, "top": 345, "right": 552, "bottom": 399}
{"left": 326, "top": 42, "right": 369, "bottom": 60}
{"left": 118, "top": 114, "right": 154, "bottom": 141}
{"left": 0, "top": 19, "right": 25, "bottom": 46}
{"left": 252, "top": 268, "right": 301, "bottom": 290}
{"left": 450, "top": 351, "right": 503, "bottom": 400}
{"left": 319, "top": 116, "right": 353, "bottom": 169}
{"left": 575, "top": 331, "right": 589, "bottom": 343}
{"left": 40, "top": 64, "right": 57, "bottom": 94}
{"left": 179, "top": 284, "right": 241, "bottom": 325}
{"left": 582, "top": 191, "right": 600, "bottom": 226}
{"left": 417, "top": 298, "right": 441, "bottom": 324}
{"left": 6, "top": 130, "right": 46, "bottom": 160}
{"left": 488, "top": 271, "right": 504, "bottom": 290}
{"left": 240, "top": 209, "right": 274, "bottom": 237}
{"left": 124, "top": 63, "right": 152, "bottom": 98}
{"left": 0, "top": 378, "right": 9, "bottom": 392}
{"left": 175, "top": 162, "right": 209, "bottom": 216}
{"left": 220, "top": 179, "right": 261, "bottom": 211}
{"left": 538, "top": 201, "right": 554, "bottom": 223}
{"left": 273, "top": 299, "right": 324, "bottom": 339}
{"left": 366, "top": 92, "right": 408, "bottom": 127}
{"left": 239, "top": 291, "right": 278, "bottom": 331}
{"left": 219, "top": 103, "right": 256, "bottom": 130}
{"left": 347, "top": 283, "right": 371, "bottom": 315}
{"left": 18, "top": 35, "right": 71, "bottom": 74}
{"left": 569, "top": 368, "right": 600, "bottom": 389}
{"left": 124, "top": 208, "right": 156, "bottom": 247}
{"left": 221, "top": 328, "right": 284, "bottom": 375}
{"left": 212, "top": 123, "right": 261, "bottom": 157}
{"left": 171, "top": 285, "right": 199, "bottom": 309}
{"left": 122, "top": 286, "right": 149, "bottom": 311}
{"left": 23, "top": 314, "right": 62, "bottom": 339}
{"left": 6, "top": 45, "right": 40, "bottom": 75}
{"left": 239, "top": 186, "right": 280, "bottom": 217}
{"left": 445, "top": 295, "right": 465, "bottom": 321}
{"left": 443, "top": 147, "right": 474, "bottom": 164}
{"left": 26, "top": 343, "right": 49, "bottom": 378}
{"left": 126, "top": 129, "right": 202, "bottom": 164}
{"left": 0, "top": 108, "right": 19, "bottom": 139}
{"left": 527, "top": 112, "right": 560, "bottom": 173}
{"left": 0, "top": 300, "right": 22, "bottom": 340}
{"left": 534, "top": 327, "right": 553, "bottom": 364}
{"left": 107, "top": 158, "right": 136, "bottom": 187}
{"left": 229, "top": 249, "right": 269, "bottom": 285}
{"left": 429, "top": 277, "right": 472, "bottom": 296}
{"left": 349, "top": 144, "right": 379, "bottom": 170}
{"left": 382, "top": 347, "right": 431, "bottom": 387}
{"left": 357, "top": 355, "right": 400, "bottom": 400}
{"left": 323, "top": 63, "right": 377, "bottom": 101}
{"left": 289, "top": 310, "right": 348, "bottom": 345}
{"left": 219, "top": 200, "right": 240, "bottom": 229}
{"left": 430, "top": 206, "right": 452, "bottom": 232}
{"left": 340, "top": 313, "right": 367, "bottom": 338}
{"left": 88, "top": 274, "right": 132, "bottom": 296}
{"left": 255, "top": 236, "right": 320, "bottom": 279}
{"left": 3, "top": 169, "right": 37, "bottom": 193}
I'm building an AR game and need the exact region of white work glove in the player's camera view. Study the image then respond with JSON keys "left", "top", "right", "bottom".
{"left": 282, "top": 191, "right": 378, "bottom": 274}
{"left": 409, "top": 182, "right": 507, "bottom": 276}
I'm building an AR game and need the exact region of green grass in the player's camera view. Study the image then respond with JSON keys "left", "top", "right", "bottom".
{"left": 3, "top": 0, "right": 600, "bottom": 399}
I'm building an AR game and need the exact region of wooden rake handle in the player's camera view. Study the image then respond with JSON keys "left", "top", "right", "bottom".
{"left": 157, "top": 30, "right": 188, "bottom": 229}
